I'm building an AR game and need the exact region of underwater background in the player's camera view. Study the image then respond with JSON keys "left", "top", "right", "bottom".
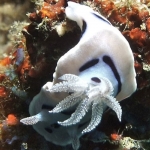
{"left": 0, "top": 0, "right": 150, "bottom": 149}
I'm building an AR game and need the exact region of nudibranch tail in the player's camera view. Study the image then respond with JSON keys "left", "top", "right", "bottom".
{"left": 71, "top": 135, "right": 80, "bottom": 150}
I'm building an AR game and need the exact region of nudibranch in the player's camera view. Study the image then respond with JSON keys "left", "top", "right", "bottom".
{"left": 20, "top": 2, "right": 137, "bottom": 150}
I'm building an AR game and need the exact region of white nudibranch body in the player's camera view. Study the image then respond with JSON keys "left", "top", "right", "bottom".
{"left": 20, "top": 2, "right": 137, "bottom": 150}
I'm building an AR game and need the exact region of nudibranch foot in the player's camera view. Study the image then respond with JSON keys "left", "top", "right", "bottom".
{"left": 50, "top": 74, "right": 122, "bottom": 134}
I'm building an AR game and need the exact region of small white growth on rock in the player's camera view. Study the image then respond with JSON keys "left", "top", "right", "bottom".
{"left": 143, "top": 62, "right": 150, "bottom": 71}
{"left": 53, "top": 20, "right": 77, "bottom": 37}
